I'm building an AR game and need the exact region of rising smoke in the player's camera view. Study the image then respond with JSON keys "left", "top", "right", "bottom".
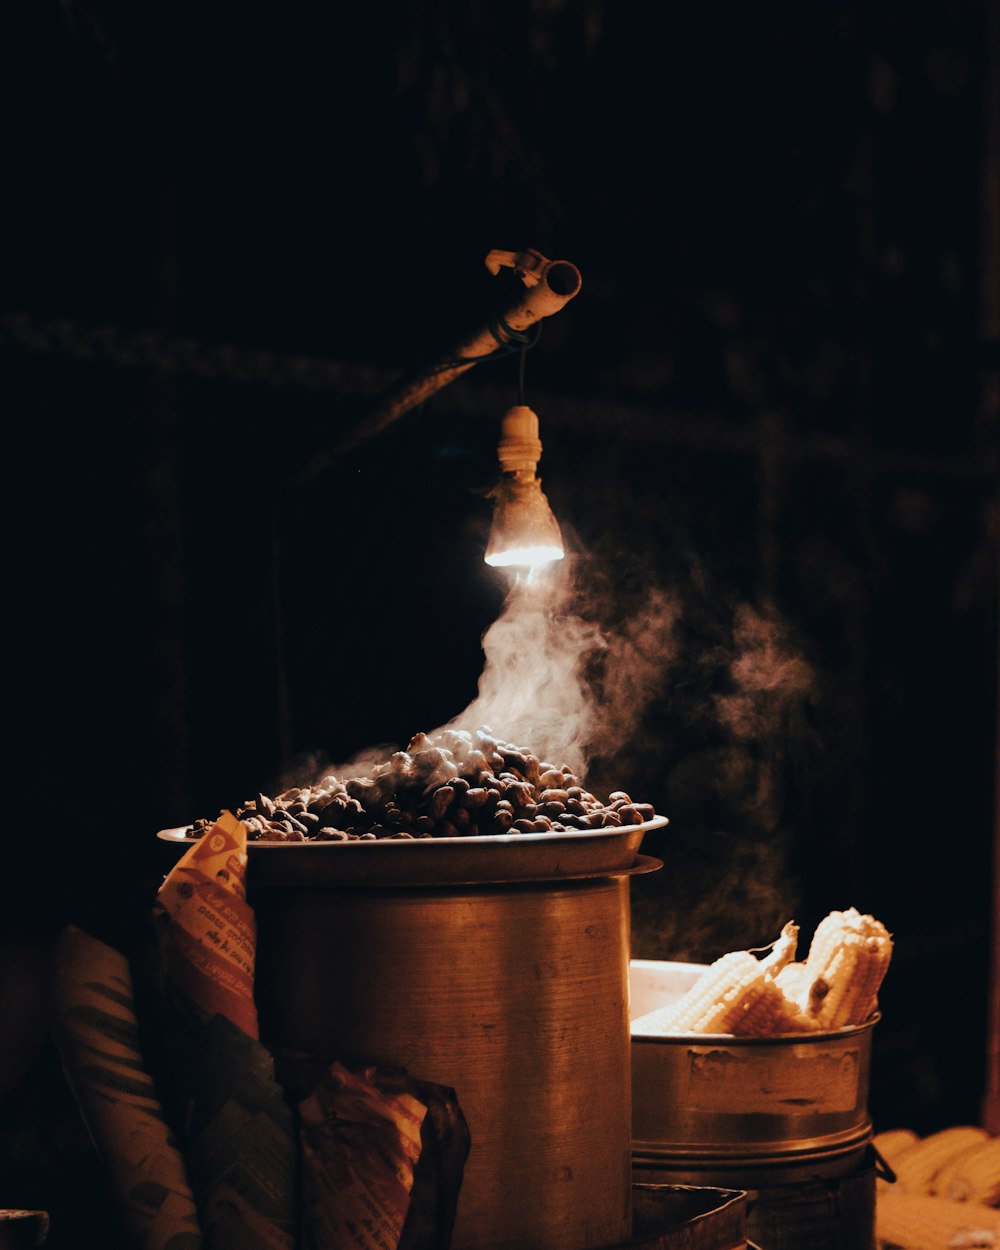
{"left": 440, "top": 549, "right": 816, "bottom": 798}
{"left": 443, "top": 594, "right": 602, "bottom": 773}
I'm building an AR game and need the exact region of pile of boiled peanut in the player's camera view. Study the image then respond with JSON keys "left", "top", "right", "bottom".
{"left": 184, "top": 727, "right": 658, "bottom": 842}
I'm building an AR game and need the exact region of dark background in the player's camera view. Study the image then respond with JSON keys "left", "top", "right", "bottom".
{"left": 2, "top": 1, "right": 998, "bottom": 1244}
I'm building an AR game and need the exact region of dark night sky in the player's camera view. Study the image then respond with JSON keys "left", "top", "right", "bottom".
{"left": 2, "top": 4, "right": 999, "bottom": 1226}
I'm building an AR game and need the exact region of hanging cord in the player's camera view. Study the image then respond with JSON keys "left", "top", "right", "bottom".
{"left": 517, "top": 332, "right": 530, "bottom": 405}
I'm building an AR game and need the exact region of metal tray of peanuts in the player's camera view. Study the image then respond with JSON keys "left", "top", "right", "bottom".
{"left": 157, "top": 728, "right": 670, "bottom": 887}
{"left": 157, "top": 819, "right": 669, "bottom": 886}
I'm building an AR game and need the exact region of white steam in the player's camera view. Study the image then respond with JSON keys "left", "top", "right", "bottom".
{"left": 440, "top": 553, "right": 681, "bottom": 778}
{"left": 440, "top": 565, "right": 605, "bottom": 774}
{"left": 716, "top": 602, "right": 816, "bottom": 742}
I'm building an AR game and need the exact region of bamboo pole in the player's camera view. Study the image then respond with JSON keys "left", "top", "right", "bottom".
{"left": 295, "top": 250, "right": 582, "bottom": 478}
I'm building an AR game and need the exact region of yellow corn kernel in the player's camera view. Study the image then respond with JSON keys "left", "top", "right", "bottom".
{"left": 935, "top": 1135, "right": 1000, "bottom": 1205}
{"left": 774, "top": 959, "right": 809, "bottom": 998}
{"left": 892, "top": 1127, "right": 992, "bottom": 1195}
{"left": 876, "top": 1186, "right": 1000, "bottom": 1250}
{"left": 799, "top": 906, "right": 893, "bottom": 1029}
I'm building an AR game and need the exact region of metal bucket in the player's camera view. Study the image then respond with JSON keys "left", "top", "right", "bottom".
{"left": 629, "top": 960, "right": 876, "bottom": 1188}
{"left": 249, "top": 847, "right": 662, "bottom": 1250}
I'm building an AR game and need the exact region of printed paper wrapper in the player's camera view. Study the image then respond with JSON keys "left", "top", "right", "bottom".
{"left": 48, "top": 924, "right": 203, "bottom": 1250}
{"left": 286, "top": 1058, "right": 471, "bottom": 1250}
{"left": 152, "top": 810, "right": 258, "bottom": 1038}
{"left": 153, "top": 813, "right": 296, "bottom": 1250}
{"left": 178, "top": 1014, "right": 298, "bottom": 1250}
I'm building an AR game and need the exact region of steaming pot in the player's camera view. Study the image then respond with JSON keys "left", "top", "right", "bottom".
{"left": 247, "top": 831, "right": 664, "bottom": 1250}
{"left": 629, "top": 959, "right": 879, "bottom": 1249}
{"left": 629, "top": 959, "right": 875, "bottom": 1187}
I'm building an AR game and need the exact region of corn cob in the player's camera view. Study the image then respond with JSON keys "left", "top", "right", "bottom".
{"left": 630, "top": 948, "right": 811, "bottom": 1037}
{"left": 935, "top": 1136, "right": 1000, "bottom": 1205}
{"left": 876, "top": 1186, "right": 1000, "bottom": 1249}
{"left": 892, "top": 1127, "right": 992, "bottom": 1195}
{"left": 793, "top": 906, "right": 893, "bottom": 1029}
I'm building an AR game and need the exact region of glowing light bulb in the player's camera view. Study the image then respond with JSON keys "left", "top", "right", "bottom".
{"left": 485, "top": 405, "right": 564, "bottom": 569}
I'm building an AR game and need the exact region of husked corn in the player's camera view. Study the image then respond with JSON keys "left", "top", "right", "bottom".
{"left": 631, "top": 949, "right": 809, "bottom": 1036}
{"left": 796, "top": 906, "right": 893, "bottom": 1030}
{"left": 892, "top": 1127, "right": 992, "bottom": 1195}
{"left": 876, "top": 1187, "right": 1000, "bottom": 1249}
{"left": 634, "top": 907, "right": 892, "bottom": 1040}
{"left": 936, "top": 1136, "right": 1000, "bottom": 1205}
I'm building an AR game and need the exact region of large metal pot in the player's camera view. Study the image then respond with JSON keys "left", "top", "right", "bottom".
{"left": 246, "top": 837, "right": 663, "bottom": 1250}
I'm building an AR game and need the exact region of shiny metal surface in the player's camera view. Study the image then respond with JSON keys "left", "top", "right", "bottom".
{"left": 630, "top": 1184, "right": 748, "bottom": 1250}
{"left": 157, "top": 815, "right": 669, "bottom": 886}
{"left": 253, "top": 860, "right": 661, "bottom": 1250}
{"left": 629, "top": 960, "right": 876, "bottom": 1188}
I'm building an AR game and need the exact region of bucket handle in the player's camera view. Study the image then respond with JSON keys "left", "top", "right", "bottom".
{"left": 870, "top": 1141, "right": 897, "bottom": 1184}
